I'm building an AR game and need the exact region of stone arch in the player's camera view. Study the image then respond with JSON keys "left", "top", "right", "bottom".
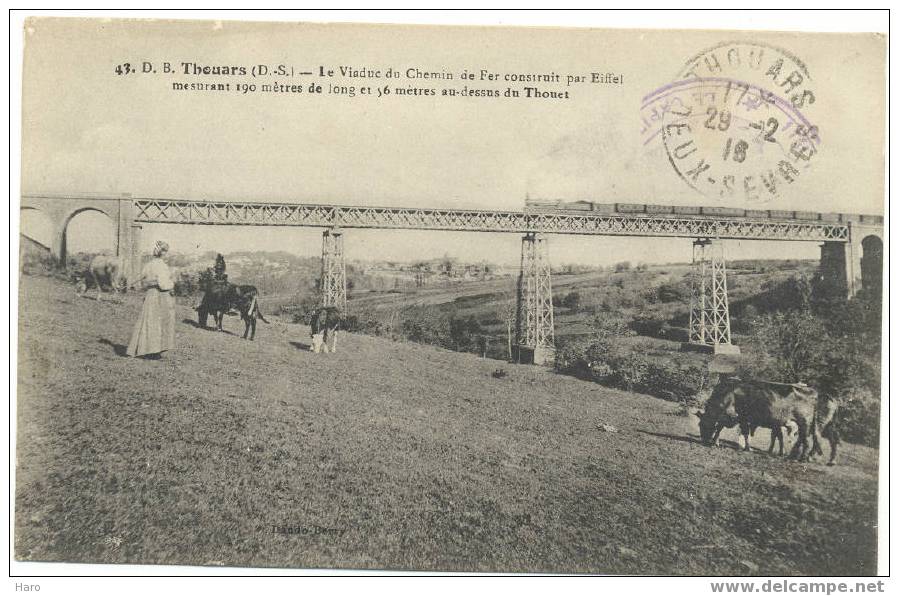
{"left": 19, "top": 195, "right": 138, "bottom": 278}
{"left": 57, "top": 207, "right": 116, "bottom": 268}
{"left": 860, "top": 234, "right": 883, "bottom": 298}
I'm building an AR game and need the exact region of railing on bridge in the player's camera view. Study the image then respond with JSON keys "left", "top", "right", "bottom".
{"left": 24, "top": 193, "right": 880, "bottom": 364}
{"left": 128, "top": 198, "right": 866, "bottom": 360}
{"left": 132, "top": 199, "right": 849, "bottom": 242}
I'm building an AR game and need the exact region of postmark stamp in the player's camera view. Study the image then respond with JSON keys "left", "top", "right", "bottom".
{"left": 641, "top": 42, "right": 820, "bottom": 203}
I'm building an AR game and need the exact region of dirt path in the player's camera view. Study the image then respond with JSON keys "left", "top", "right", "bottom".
{"left": 15, "top": 275, "right": 879, "bottom": 573}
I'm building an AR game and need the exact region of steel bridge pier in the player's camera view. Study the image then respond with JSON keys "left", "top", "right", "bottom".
{"left": 20, "top": 195, "right": 883, "bottom": 367}
{"left": 684, "top": 238, "right": 740, "bottom": 355}
{"left": 514, "top": 233, "right": 555, "bottom": 365}
{"left": 320, "top": 228, "right": 347, "bottom": 312}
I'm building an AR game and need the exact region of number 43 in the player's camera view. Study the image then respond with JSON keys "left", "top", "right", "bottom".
{"left": 115, "top": 63, "right": 132, "bottom": 75}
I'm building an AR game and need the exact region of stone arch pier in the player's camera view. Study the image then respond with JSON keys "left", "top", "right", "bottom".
{"left": 19, "top": 193, "right": 143, "bottom": 282}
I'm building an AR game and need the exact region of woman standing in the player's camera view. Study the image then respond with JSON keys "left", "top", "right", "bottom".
{"left": 127, "top": 240, "right": 175, "bottom": 359}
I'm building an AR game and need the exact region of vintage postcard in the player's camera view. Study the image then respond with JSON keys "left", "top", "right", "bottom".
{"left": 14, "top": 16, "right": 887, "bottom": 577}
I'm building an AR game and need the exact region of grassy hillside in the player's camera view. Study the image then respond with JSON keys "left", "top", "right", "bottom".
{"left": 15, "top": 275, "right": 879, "bottom": 574}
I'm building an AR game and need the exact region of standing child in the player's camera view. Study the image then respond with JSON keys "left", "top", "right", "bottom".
{"left": 322, "top": 307, "right": 340, "bottom": 354}
{"left": 310, "top": 308, "right": 324, "bottom": 353}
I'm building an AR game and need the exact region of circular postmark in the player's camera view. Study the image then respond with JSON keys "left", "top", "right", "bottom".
{"left": 641, "top": 41, "right": 820, "bottom": 203}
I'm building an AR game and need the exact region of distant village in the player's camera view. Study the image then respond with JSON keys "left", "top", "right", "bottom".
{"left": 360, "top": 257, "right": 512, "bottom": 287}
{"left": 19, "top": 233, "right": 521, "bottom": 297}
{"left": 19, "top": 231, "right": 614, "bottom": 290}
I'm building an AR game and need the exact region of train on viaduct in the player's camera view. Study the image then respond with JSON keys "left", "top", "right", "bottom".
{"left": 20, "top": 193, "right": 883, "bottom": 365}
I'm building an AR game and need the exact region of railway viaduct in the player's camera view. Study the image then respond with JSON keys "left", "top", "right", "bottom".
{"left": 20, "top": 193, "right": 883, "bottom": 365}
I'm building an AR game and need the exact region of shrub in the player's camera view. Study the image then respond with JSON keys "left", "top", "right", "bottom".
{"left": 589, "top": 314, "right": 635, "bottom": 341}
{"left": 561, "top": 291, "right": 581, "bottom": 312}
{"left": 609, "top": 350, "right": 650, "bottom": 392}
{"left": 754, "top": 275, "right": 812, "bottom": 314}
{"left": 557, "top": 338, "right": 710, "bottom": 404}
{"left": 403, "top": 312, "right": 448, "bottom": 347}
{"left": 838, "top": 388, "right": 880, "bottom": 447}
{"left": 554, "top": 338, "right": 595, "bottom": 379}
{"left": 287, "top": 294, "right": 323, "bottom": 325}
{"left": 642, "top": 359, "right": 710, "bottom": 404}
{"left": 20, "top": 250, "right": 54, "bottom": 275}
{"left": 740, "top": 301, "right": 882, "bottom": 447}
{"left": 630, "top": 315, "right": 669, "bottom": 338}
{"left": 449, "top": 316, "right": 483, "bottom": 352}
{"left": 740, "top": 310, "right": 829, "bottom": 382}
{"left": 656, "top": 282, "right": 687, "bottom": 303}
{"left": 342, "top": 313, "right": 386, "bottom": 336}
{"left": 478, "top": 315, "right": 503, "bottom": 326}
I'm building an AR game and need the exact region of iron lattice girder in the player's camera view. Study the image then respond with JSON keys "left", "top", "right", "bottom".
{"left": 689, "top": 239, "right": 733, "bottom": 347}
{"left": 321, "top": 229, "right": 347, "bottom": 312}
{"left": 516, "top": 233, "right": 555, "bottom": 350}
{"left": 132, "top": 199, "right": 849, "bottom": 242}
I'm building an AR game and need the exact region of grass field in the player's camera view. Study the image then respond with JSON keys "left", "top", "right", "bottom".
{"left": 15, "top": 275, "right": 880, "bottom": 574}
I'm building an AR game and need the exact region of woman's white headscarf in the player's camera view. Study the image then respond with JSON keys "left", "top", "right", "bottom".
{"left": 153, "top": 240, "right": 170, "bottom": 258}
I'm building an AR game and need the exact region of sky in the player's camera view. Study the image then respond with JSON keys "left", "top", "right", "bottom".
{"left": 18, "top": 19, "right": 883, "bottom": 267}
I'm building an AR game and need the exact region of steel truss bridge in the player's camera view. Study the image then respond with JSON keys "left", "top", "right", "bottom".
{"left": 133, "top": 199, "right": 850, "bottom": 242}
{"left": 22, "top": 194, "right": 880, "bottom": 365}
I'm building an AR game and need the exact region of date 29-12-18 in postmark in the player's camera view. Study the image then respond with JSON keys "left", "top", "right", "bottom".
{"left": 641, "top": 42, "right": 820, "bottom": 203}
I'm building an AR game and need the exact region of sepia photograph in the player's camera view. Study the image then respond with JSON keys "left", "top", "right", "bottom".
{"left": 11, "top": 11, "right": 888, "bottom": 581}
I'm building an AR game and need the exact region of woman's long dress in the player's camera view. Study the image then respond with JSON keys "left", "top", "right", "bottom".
{"left": 127, "top": 258, "right": 175, "bottom": 357}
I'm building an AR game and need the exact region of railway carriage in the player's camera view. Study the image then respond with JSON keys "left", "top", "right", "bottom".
{"left": 591, "top": 203, "right": 617, "bottom": 214}
{"left": 859, "top": 214, "right": 884, "bottom": 224}
{"left": 523, "top": 199, "right": 869, "bottom": 225}
{"left": 700, "top": 206, "right": 746, "bottom": 217}
{"left": 615, "top": 203, "right": 647, "bottom": 214}
{"left": 562, "top": 200, "right": 595, "bottom": 211}
{"left": 767, "top": 209, "right": 796, "bottom": 220}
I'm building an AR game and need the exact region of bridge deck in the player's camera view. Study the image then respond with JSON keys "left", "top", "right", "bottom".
{"left": 132, "top": 199, "right": 849, "bottom": 242}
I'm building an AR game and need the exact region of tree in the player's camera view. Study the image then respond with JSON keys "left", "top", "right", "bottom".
{"left": 741, "top": 310, "right": 829, "bottom": 382}
{"left": 758, "top": 274, "right": 812, "bottom": 314}
{"left": 741, "top": 305, "right": 882, "bottom": 447}
{"left": 449, "top": 315, "right": 483, "bottom": 352}
{"left": 561, "top": 291, "right": 581, "bottom": 312}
